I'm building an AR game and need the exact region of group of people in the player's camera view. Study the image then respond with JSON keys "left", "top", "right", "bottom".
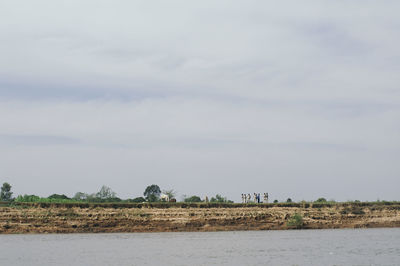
{"left": 241, "top": 193, "right": 268, "bottom": 203}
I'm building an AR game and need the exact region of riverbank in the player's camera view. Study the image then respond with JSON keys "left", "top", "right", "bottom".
{"left": 0, "top": 202, "right": 399, "bottom": 233}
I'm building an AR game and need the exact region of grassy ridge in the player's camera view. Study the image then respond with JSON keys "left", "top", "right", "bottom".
{"left": 3, "top": 201, "right": 399, "bottom": 209}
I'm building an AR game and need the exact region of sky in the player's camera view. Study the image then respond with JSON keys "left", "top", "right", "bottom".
{"left": 0, "top": 0, "right": 399, "bottom": 202}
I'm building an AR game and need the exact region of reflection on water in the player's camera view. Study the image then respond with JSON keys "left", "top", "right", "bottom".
{"left": 0, "top": 228, "right": 399, "bottom": 265}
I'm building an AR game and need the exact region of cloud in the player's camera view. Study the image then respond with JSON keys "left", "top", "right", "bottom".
{"left": 0, "top": 134, "right": 80, "bottom": 146}
{"left": 1, "top": 1, "right": 399, "bottom": 102}
{"left": 0, "top": 1, "right": 399, "bottom": 201}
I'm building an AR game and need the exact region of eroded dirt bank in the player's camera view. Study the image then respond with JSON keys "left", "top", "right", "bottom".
{"left": 1, "top": 203, "right": 399, "bottom": 233}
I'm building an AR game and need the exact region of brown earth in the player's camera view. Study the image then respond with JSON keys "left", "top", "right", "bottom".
{"left": 1, "top": 204, "right": 399, "bottom": 234}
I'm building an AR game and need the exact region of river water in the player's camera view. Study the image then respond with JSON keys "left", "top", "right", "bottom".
{"left": 0, "top": 228, "right": 399, "bottom": 265}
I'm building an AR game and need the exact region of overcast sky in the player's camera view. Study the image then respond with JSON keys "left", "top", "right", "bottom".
{"left": 0, "top": 1, "right": 399, "bottom": 202}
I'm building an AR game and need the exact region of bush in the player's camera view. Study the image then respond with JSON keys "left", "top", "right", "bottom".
{"left": 210, "top": 194, "right": 233, "bottom": 203}
{"left": 184, "top": 195, "right": 202, "bottom": 203}
{"left": 287, "top": 213, "right": 304, "bottom": 229}
{"left": 127, "top": 197, "right": 146, "bottom": 203}
{"left": 48, "top": 194, "right": 70, "bottom": 200}
{"left": 15, "top": 194, "right": 40, "bottom": 202}
{"left": 315, "top": 198, "right": 327, "bottom": 203}
{"left": 312, "top": 203, "right": 334, "bottom": 208}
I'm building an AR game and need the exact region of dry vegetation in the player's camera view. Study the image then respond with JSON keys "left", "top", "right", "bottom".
{"left": 0, "top": 202, "right": 399, "bottom": 233}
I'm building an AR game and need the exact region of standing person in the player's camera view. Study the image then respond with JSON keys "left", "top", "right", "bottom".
{"left": 264, "top": 193, "right": 269, "bottom": 203}
{"left": 258, "top": 193, "right": 261, "bottom": 203}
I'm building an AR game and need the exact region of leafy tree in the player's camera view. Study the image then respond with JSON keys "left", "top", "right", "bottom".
{"left": 273, "top": 199, "right": 278, "bottom": 203}
{"left": 48, "top": 194, "right": 70, "bottom": 200}
{"left": 315, "top": 198, "right": 327, "bottom": 203}
{"left": 144, "top": 184, "right": 161, "bottom": 202}
{"left": 73, "top": 192, "right": 89, "bottom": 201}
{"left": 286, "top": 198, "right": 292, "bottom": 203}
{"left": 184, "top": 195, "right": 202, "bottom": 203}
{"left": 96, "top": 185, "right": 116, "bottom": 200}
{"left": 86, "top": 193, "right": 98, "bottom": 202}
{"left": 1, "top": 182, "right": 13, "bottom": 201}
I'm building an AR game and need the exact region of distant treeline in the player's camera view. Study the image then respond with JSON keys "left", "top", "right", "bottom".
{"left": 1, "top": 182, "right": 398, "bottom": 205}
{"left": 2, "top": 183, "right": 233, "bottom": 204}
{"left": 5, "top": 201, "right": 400, "bottom": 210}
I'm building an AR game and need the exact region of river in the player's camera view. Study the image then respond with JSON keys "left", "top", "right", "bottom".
{"left": 0, "top": 228, "right": 399, "bottom": 265}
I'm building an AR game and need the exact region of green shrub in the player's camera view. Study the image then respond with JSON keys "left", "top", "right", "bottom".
{"left": 315, "top": 198, "right": 327, "bottom": 203}
{"left": 287, "top": 213, "right": 304, "bottom": 229}
{"left": 48, "top": 194, "right": 70, "bottom": 200}
{"left": 210, "top": 194, "right": 233, "bottom": 203}
{"left": 127, "top": 197, "right": 146, "bottom": 203}
{"left": 312, "top": 203, "right": 334, "bottom": 208}
{"left": 184, "top": 195, "right": 202, "bottom": 203}
{"left": 15, "top": 194, "right": 40, "bottom": 202}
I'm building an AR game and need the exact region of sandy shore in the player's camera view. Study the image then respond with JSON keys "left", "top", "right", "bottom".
{"left": 1, "top": 203, "right": 399, "bottom": 233}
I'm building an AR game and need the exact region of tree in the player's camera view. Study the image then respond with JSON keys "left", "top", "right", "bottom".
{"left": 48, "top": 194, "right": 70, "bottom": 200}
{"left": 96, "top": 185, "right": 116, "bottom": 200}
{"left": 143, "top": 184, "right": 161, "bottom": 202}
{"left": 210, "top": 194, "right": 233, "bottom": 203}
{"left": 286, "top": 198, "right": 292, "bottom": 203}
{"left": 273, "top": 199, "right": 278, "bottom": 203}
{"left": 1, "top": 182, "right": 13, "bottom": 201}
{"left": 86, "top": 193, "right": 98, "bottom": 202}
{"left": 163, "top": 189, "right": 176, "bottom": 200}
{"left": 73, "top": 192, "right": 88, "bottom": 201}
{"left": 184, "top": 195, "right": 202, "bottom": 203}
{"left": 315, "top": 198, "right": 327, "bottom": 203}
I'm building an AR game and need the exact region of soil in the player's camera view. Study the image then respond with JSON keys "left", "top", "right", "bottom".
{"left": 1, "top": 203, "right": 399, "bottom": 234}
